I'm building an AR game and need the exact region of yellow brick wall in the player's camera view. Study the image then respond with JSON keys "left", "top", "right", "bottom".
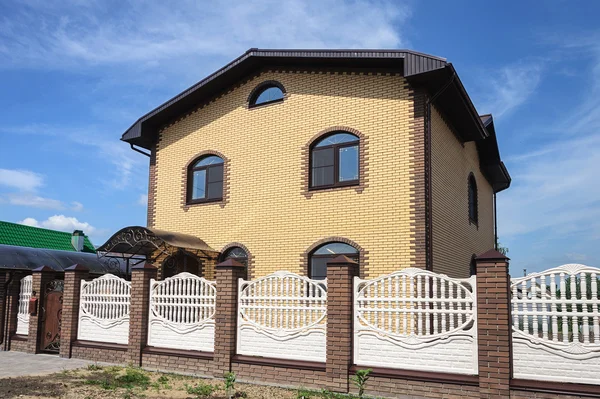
{"left": 430, "top": 106, "right": 495, "bottom": 278}
{"left": 153, "top": 70, "right": 417, "bottom": 278}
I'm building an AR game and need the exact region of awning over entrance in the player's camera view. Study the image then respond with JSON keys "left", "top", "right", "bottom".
{"left": 96, "top": 226, "right": 219, "bottom": 264}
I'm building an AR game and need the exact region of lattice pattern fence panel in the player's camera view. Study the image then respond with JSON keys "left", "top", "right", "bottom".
{"left": 511, "top": 264, "right": 600, "bottom": 385}
{"left": 237, "top": 271, "right": 327, "bottom": 362}
{"left": 147, "top": 272, "right": 216, "bottom": 352}
{"left": 16, "top": 275, "right": 32, "bottom": 336}
{"left": 354, "top": 268, "right": 478, "bottom": 374}
{"left": 77, "top": 274, "right": 131, "bottom": 344}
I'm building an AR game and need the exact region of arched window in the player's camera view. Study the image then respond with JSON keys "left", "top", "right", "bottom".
{"left": 249, "top": 82, "right": 285, "bottom": 107}
{"left": 221, "top": 246, "right": 248, "bottom": 268}
{"left": 187, "top": 155, "right": 224, "bottom": 204}
{"left": 310, "top": 132, "right": 359, "bottom": 189}
{"left": 468, "top": 173, "right": 478, "bottom": 224}
{"left": 309, "top": 242, "right": 359, "bottom": 280}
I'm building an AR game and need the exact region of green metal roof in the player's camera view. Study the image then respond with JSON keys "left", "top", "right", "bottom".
{"left": 0, "top": 221, "right": 96, "bottom": 253}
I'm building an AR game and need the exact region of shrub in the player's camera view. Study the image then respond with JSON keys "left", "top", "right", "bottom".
{"left": 186, "top": 382, "right": 216, "bottom": 398}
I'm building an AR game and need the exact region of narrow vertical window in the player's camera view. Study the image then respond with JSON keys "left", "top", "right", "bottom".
{"left": 468, "top": 173, "right": 478, "bottom": 224}
{"left": 187, "top": 155, "right": 224, "bottom": 204}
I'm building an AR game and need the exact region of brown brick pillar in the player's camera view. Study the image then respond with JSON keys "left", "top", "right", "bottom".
{"left": 326, "top": 255, "right": 358, "bottom": 393}
{"left": 475, "top": 249, "right": 511, "bottom": 399}
{"left": 128, "top": 263, "right": 157, "bottom": 366}
{"left": 2, "top": 272, "right": 24, "bottom": 351}
{"left": 213, "top": 259, "right": 246, "bottom": 377}
{"left": 60, "top": 264, "right": 89, "bottom": 358}
{"left": 27, "top": 266, "right": 56, "bottom": 353}
{"left": 0, "top": 272, "right": 6, "bottom": 345}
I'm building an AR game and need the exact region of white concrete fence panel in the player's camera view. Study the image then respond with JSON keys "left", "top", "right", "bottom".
{"left": 16, "top": 275, "right": 32, "bottom": 336}
{"left": 511, "top": 264, "right": 600, "bottom": 385}
{"left": 354, "top": 268, "right": 478, "bottom": 374}
{"left": 147, "top": 272, "right": 216, "bottom": 352}
{"left": 237, "top": 271, "right": 327, "bottom": 362}
{"left": 77, "top": 274, "right": 131, "bottom": 344}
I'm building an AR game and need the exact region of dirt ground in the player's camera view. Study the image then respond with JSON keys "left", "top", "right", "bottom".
{"left": 0, "top": 365, "right": 302, "bottom": 399}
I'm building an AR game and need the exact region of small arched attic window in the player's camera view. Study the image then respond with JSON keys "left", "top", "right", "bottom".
{"left": 248, "top": 81, "right": 285, "bottom": 107}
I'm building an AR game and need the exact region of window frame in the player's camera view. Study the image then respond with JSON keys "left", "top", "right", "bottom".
{"left": 221, "top": 246, "right": 249, "bottom": 268}
{"left": 309, "top": 133, "right": 360, "bottom": 190}
{"left": 248, "top": 81, "right": 286, "bottom": 108}
{"left": 308, "top": 242, "right": 359, "bottom": 280}
{"left": 468, "top": 173, "right": 479, "bottom": 226}
{"left": 186, "top": 156, "right": 224, "bottom": 205}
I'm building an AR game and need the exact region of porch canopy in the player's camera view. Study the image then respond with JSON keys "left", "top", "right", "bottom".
{"left": 96, "top": 226, "right": 219, "bottom": 264}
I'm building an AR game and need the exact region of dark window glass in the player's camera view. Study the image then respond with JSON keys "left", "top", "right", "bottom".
{"left": 223, "top": 246, "right": 248, "bottom": 267}
{"left": 468, "top": 175, "right": 478, "bottom": 224}
{"left": 188, "top": 155, "right": 224, "bottom": 203}
{"left": 310, "top": 132, "right": 359, "bottom": 189}
{"left": 251, "top": 85, "right": 284, "bottom": 106}
{"left": 309, "top": 242, "right": 359, "bottom": 280}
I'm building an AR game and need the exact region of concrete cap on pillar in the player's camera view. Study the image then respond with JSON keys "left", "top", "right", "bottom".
{"left": 32, "top": 265, "right": 54, "bottom": 272}
{"left": 131, "top": 262, "right": 157, "bottom": 271}
{"left": 476, "top": 249, "right": 510, "bottom": 261}
{"left": 327, "top": 255, "right": 359, "bottom": 265}
{"left": 65, "top": 264, "right": 89, "bottom": 272}
{"left": 216, "top": 258, "right": 245, "bottom": 268}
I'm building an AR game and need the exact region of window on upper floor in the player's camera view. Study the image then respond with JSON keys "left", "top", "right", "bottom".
{"left": 187, "top": 155, "right": 224, "bottom": 204}
{"left": 249, "top": 82, "right": 285, "bottom": 107}
{"left": 468, "top": 173, "right": 478, "bottom": 225}
{"left": 309, "top": 242, "right": 359, "bottom": 280}
{"left": 310, "top": 132, "right": 359, "bottom": 190}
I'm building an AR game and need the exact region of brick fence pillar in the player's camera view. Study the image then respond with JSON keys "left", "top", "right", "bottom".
{"left": 475, "top": 249, "right": 511, "bottom": 399}
{"left": 2, "top": 272, "right": 24, "bottom": 351}
{"left": 326, "top": 255, "right": 358, "bottom": 393}
{"left": 60, "top": 264, "right": 89, "bottom": 358}
{"left": 27, "top": 266, "right": 56, "bottom": 353}
{"left": 128, "top": 263, "right": 157, "bottom": 366}
{"left": 0, "top": 272, "right": 6, "bottom": 345}
{"left": 213, "top": 259, "right": 246, "bottom": 377}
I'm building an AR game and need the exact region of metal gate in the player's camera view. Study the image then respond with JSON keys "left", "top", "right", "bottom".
{"left": 41, "top": 280, "right": 64, "bottom": 353}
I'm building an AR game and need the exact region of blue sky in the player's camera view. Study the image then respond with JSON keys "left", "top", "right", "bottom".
{"left": 1, "top": 1, "right": 599, "bottom": 275}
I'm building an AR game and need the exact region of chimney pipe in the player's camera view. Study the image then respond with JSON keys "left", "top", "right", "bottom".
{"left": 72, "top": 230, "right": 84, "bottom": 252}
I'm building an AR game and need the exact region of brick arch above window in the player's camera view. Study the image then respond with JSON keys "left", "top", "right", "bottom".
{"left": 301, "top": 236, "right": 369, "bottom": 279}
{"left": 181, "top": 150, "right": 230, "bottom": 210}
{"left": 301, "top": 126, "right": 369, "bottom": 198}
{"left": 218, "top": 242, "right": 254, "bottom": 279}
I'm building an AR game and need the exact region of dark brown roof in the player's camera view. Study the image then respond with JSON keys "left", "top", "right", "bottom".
{"left": 121, "top": 48, "right": 510, "bottom": 192}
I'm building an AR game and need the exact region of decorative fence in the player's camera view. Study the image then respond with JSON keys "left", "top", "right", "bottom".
{"left": 16, "top": 276, "right": 32, "bottom": 336}
{"left": 147, "top": 272, "right": 216, "bottom": 352}
{"left": 354, "top": 269, "right": 478, "bottom": 374}
{"left": 237, "top": 271, "right": 327, "bottom": 362}
{"left": 77, "top": 274, "right": 131, "bottom": 344}
{"left": 511, "top": 264, "right": 600, "bottom": 385}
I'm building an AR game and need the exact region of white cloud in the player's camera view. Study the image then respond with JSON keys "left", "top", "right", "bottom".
{"left": 137, "top": 194, "right": 148, "bottom": 206}
{"left": 0, "top": 0, "right": 410, "bottom": 71}
{"left": 5, "top": 193, "right": 65, "bottom": 209}
{"left": 19, "top": 214, "right": 97, "bottom": 235}
{"left": 477, "top": 61, "right": 543, "bottom": 118}
{"left": 71, "top": 201, "right": 84, "bottom": 211}
{"left": 0, "top": 169, "right": 44, "bottom": 191}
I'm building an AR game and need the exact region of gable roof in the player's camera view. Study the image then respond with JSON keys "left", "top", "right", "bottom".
{"left": 0, "top": 221, "right": 96, "bottom": 253}
{"left": 121, "top": 48, "right": 510, "bottom": 192}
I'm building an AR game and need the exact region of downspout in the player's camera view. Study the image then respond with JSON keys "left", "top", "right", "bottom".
{"left": 130, "top": 144, "right": 151, "bottom": 158}
{"left": 423, "top": 71, "right": 457, "bottom": 271}
{"left": 1, "top": 271, "right": 14, "bottom": 349}
{"left": 494, "top": 192, "right": 498, "bottom": 250}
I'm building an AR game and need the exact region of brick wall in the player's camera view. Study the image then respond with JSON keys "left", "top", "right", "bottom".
{"left": 430, "top": 106, "right": 495, "bottom": 277}
{"left": 152, "top": 71, "right": 421, "bottom": 278}
{"left": 71, "top": 342, "right": 128, "bottom": 363}
{"left": 142, "top": 350, "right": 213, "bottom": 376}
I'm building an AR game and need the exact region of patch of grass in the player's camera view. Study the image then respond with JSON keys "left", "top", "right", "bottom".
{"left": 185, "top": 382, "right": 216, "bottom": 398}
{"left": 87, "top": 363, "right": 103, "bottom": 371}
{"left": 115, "top": 367, "right": 151, "bottom": 390}
{"left": 297, "top": 388, "right": 314, "bottom": 399}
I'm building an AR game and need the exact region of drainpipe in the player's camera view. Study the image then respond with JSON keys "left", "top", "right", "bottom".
{"left": 494, "top": 192, "right": 498, "bottom": 250}
{"left": 130, "top": 144, "right": 151, "bottom": 157}
{"left": 1, "top": 271, "right": 14, "bottom": 349}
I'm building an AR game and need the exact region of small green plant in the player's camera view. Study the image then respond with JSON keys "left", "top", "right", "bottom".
{"left": 224, "top": 372, "right": 236, "bottom": 398}
{"left": 185, "top": 382, "right": 216, "bottom": 398}
{"left": 297, "top": 388, "right": 314, "bottom": 399}
{"left": 350, "top": 368, "right": 372, "bottom": 398}
{"left": 87, "top": 363, "right": 103, "bottom": 371}
{"left": 115, "top": 367, "right": 151, "bottom": 390}
{"left": 157, "top": 375, "right": 169, "bottom": 384}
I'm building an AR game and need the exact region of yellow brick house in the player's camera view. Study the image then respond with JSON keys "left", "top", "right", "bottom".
{"left": 100, "top": 49, "right": 510, "bottom": 280}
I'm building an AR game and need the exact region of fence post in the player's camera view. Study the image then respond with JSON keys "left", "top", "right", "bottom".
{"left": 60, "top": 264, "right": 89, "bottom": 358}
{"left": 2, "top": 272, "right": 24, "bottom": 351}
{"left": 326, "top": 255, "right": 358, "bottom": 393}
{"left": 128, "top": 263, "right": 157, "bottom": 366}
{"left": 0, "top": 272, "right": 6, "bottom": 345}
{"left": 27, "top": 266, "right": 56, "bottom": 353}
{"left": 475, "top": 249, "right": 511, "bottom": 399}
{"left": 213, "top": 259, "right": 246, "bottom": 377}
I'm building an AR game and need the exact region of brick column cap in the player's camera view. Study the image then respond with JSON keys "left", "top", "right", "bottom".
{"left": 327, "top": 255, "right": 358, "bottom": 266}
{"left": 32, "top": 265, "right": 54, "bottom": 272}
{"left": 65, "top": 264, "right": 89, "bottom": 272}
{"left": 216, "top": 259, "right": 245, "bottom": 268}
{"left": 131, "top": 262, "right": 157, "bottom": 271}
{"left": 476, "top": 249, "right": 510, "bottom": 261}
